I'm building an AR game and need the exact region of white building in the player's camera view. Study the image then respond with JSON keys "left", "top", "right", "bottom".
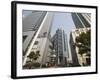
{"left": 22, "top": 11, "right": 54, "bottom": 67}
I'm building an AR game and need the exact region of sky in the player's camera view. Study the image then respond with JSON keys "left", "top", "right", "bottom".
{"left": 51, "top": 12, "right": 75, "bottom": 41}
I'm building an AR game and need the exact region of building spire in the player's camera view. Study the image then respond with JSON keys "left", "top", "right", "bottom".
{"left": 58, "top": 25, "right": 64, "bottom": 31}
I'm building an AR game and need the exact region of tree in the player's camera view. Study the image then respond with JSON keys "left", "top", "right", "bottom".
{"left": 75, "top": 30, "right": 91, "bottom": 66}
{"left": 27, "top": 51, "right": 40, "bottom": 69}
{"left": 76, "top": 30, "right": 91, "bottom": 48}
{"left": 27, "top": 51, "right": 40, "bottom": 62}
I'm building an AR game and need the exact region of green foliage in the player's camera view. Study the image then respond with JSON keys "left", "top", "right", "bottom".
{"left": 32, "top": 62, "right": 41, "bottom": 67}
{"left": 78, "top": 47, "right": 88, "bottom": 56}
{"left": 36, "top": 50, "right": 40, "bottom": 56}
{"left": 23, "top": 62, "right": 41, "bottom": 69}
{"left": 26, "top": 51, "right": 41, "bottom": 69}
{"left": 75, "top": 30, "right": 91, "bottom": 56}
{"left": 76, "top": 30, "right": 91, "bottom": 46}
{"left": 42, "top": 64, "right": 47, "bottom": 68}
{"left": 27, "top": 51, "right": 35, "bottom": 59}
{"left": 27, "top": 51, "right": 40, "bottom": 61}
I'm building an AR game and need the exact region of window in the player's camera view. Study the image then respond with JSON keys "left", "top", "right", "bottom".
{"left": 34, "top": 41, "right": 39, "bottom": 45}
{"left": 23, "top": 35, "right": 27, "bottom": 42}
{"left": 43, "top": 32, "right": 47, "bottom": 37}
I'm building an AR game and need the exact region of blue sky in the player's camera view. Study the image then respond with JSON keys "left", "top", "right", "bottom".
{"left": 51, "top": 12, "right": 75, "bottom": 40}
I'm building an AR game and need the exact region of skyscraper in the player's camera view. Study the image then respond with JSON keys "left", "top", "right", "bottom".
{"left": 71, "top": 13, "right": 91, "bottom": 28}
{"left": 22, "top": 11, "right": 54, "bottom": 67}
{"left": 70, "top": 13, "right": 91, "bottom": 66}
{"left": 23, "top": 11, "right": 47, "bottom": 56}
{"left": 52, "top": 28, "right": 68, "bottom": 66}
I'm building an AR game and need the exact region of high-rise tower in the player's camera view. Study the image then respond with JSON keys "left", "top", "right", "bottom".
{"left": 22, "top": 11, "right": 54, "bottom": 67}
{"left": 52, "top": 28, "right": 68, "bottom": 66}
{"left": 71, "top": 13, "right": 91, "bottom": 28}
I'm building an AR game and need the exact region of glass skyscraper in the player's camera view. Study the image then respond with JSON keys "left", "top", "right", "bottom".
{"left": 52, "top": 28, "right": 68, "bottom": 66}
{"left": 71, "top": 13, "right": 91, "bottom": 28}
{"left": 69, "top": 13, "right": 91, "bottom": 66}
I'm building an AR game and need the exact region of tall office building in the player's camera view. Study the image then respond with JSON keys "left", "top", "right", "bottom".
{"left": 71, "top": 13, "right": 91, "bottom": 28}
{"left": 52, "top": 28, "right": 68, "bottom": 66}
{"left": 69, "top": 28, "right": 91, "bottom": 66}
{"left": 23, "top": 11, "right": 47, "bottom": 56}
{"left": 22, "top": 11, "right": 54, "bottom": 67}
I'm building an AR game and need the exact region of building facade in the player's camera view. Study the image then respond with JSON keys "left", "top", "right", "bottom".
{"left": 69, "top": 28, "right": 91, "bottom": 66}
{"left": 52, "top": 28, "right": 68, "bottom": 67}
{"left": 22, "top": 11, "right": 54, "bottom": 68}
{"left": 23, "top": 11, "right": 47, "bottom": 56}
{"left": 71, "top": 13, "right": 91, "bottom": 28}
